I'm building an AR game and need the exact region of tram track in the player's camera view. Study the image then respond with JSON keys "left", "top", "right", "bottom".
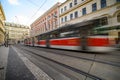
{"left": 22, "top": 46, "right": 120, "bottom": 68}
{"left": 17, "top": 46, "right": 104, "bottom": 80}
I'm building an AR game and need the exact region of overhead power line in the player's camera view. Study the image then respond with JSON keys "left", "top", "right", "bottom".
{"left": 27, "top": 0, "right": 47, "bottom": 25}
{"left": 26, "top": 0, "right": 39, "bottom": 7}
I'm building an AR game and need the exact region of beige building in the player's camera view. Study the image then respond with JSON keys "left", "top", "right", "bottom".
{"left": 0, "top": 4, "right": 6, "bottom": 45}
{"left": 59, "top": 0, "right": 120, "bottom": 39}
{"left": 5, "top": 22, "right": 30, "bottom": 44}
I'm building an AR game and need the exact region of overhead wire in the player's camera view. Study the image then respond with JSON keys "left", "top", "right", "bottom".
{"left": 26, "top": 0, "right": 39, "bottom": 7}
{"left": 27, "top": 0, "right": 47, "bottom": 25}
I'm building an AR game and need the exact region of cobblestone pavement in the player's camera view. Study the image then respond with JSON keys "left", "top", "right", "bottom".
{"left": 5, "top": 46, "right": 37, "bottom": 80}
{"left": 0, "top": 46, "right": 9, "bottom": 80}
{"left": 1, "top": 45, "right": 120, "bottom": 80}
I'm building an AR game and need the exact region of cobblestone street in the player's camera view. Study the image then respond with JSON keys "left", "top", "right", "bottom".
{"left": 0, "top": 45, "right": 120, "bottom": 80}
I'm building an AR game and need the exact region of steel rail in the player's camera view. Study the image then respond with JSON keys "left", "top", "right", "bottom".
{"left": 24, "top": 46, "right": 120, "bottom": 67}
{"left": 20, "top": 47, "right": 104, "bottom": 80}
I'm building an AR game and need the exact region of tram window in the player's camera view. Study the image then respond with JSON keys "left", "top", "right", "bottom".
{"left": 60, "top": 31, "right": 80, "bottom": 38}
{"left": 100, "top": 17, "right": 108, "bottom": 26}
{"left": 39, "top": 35, "right": 48, "bottom": 40}
{"left": 50, "top": 33, "right": 60, "bottom": 39}
{"left": 38, "top": 35, "right": 41, "bottom": 40}
{"left": 89, "top": 29, "right": 108, "bottom": 36}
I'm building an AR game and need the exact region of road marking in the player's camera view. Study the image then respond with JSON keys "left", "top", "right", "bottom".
{"left": 12, "top": 47, "right": 53, "bottom": 80}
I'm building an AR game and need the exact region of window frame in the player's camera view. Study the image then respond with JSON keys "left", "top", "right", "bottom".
{"left": 92, "top": 3, "right": 97, "bottom": 12}
{"left": 82, "top": 7, "right": 86, "bottom": 15}
{"left": 61, "top": 8, "right": 63, "bottom": 13}
{"left": 101, "top": 0, "right": 107, "bottom": 8}
{"left": 74, "top": 11, "right": 78, "bottom": 18}
{"left": 64, "top": 6, "right": 67, "bottom": 11}
{"left": 61, "top": 18, "right": 64, "bottom": 23}
{"left": 65, "top": 16, "right": 67, "bottom": 22}
{"left": 69, "top": 2, "right": 72, "bottom": 8}
{"left": 116, "top": 0, "right": 120, "bottom": 2}
{"left": 74, "top": 0, "right": 77, "bottom": 5}
{"left": 70, "top": 13, "right": 73, "bottom": 20}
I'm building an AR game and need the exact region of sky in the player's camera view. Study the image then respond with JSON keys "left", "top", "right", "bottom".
{"left": 1, "top": 0, "right": 66, "bottom": 26}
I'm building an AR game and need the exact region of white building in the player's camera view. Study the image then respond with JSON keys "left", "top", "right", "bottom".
{"left": 59, "top": 0, "right": 120, "bottom": 39}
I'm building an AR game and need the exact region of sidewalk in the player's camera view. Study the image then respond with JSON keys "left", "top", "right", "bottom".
{"left": 0, "top": 46, "right": 9, "bottom": 80}
{"left": 5, "top": 46, "right": 37, "bottom": 80}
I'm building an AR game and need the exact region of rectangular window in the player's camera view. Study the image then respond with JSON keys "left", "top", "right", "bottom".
{"left": 64, "top": 6, "right": 67, "bottom": 11}
{"left": 61, "top": 8, "right": 63, "bottom": 13}
{"left": 69, "top": 3, "right": 72, "bottom": 8}
{"left": 74, "top": 0, "right": 77, "bottom": 5}
{"left": 92, "top": 3, "right": 97, "bottom": 12}
{"left": 101, "top": 0, "right": 106, "bottom": 8}
{"left": 82, "top": 7, "right": 86, "bottom": 15}
{"left": 74, "top": 11, "right": 78, "bottom": 18}
{"left": 65, "top": 16, "right": 67, "bottom": 22}
{"left": 61, "top": 18, "right": 63, "bottom": 23}
{"left": 117, "top": 0, "right": 120, "bottom": 2}
{"left": 70, "top": 14, "right": 73, "bottom": 20}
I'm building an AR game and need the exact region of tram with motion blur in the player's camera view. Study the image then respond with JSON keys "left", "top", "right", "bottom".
{"left": 24, "top": 17, "right": 116, "bottom": 52}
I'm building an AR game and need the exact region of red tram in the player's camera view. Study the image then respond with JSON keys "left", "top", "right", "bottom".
{"left": 24, "top": 18, "right": 115, "bottom": 52}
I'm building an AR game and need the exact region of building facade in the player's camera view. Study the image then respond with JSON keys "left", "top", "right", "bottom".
{"left": 0, "top": 4, "right": 6, "bottom": 45}
{"left": 59, "top": 0, "right": 120, "bottom": 39}
{"left": 30, "top": 0, "right": 120, "bottom": 44}
{"left": 5, "top": 22, "right": 30, "bottom": 44}
{"left": 30, "top": 2, "right": 60, "bottom": 37}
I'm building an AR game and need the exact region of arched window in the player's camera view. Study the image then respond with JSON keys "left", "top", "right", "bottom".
{"left": 117, "top": 13, "right": 120, "bottom": 22}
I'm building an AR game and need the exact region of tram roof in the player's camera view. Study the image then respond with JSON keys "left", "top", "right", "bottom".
{"left": 39, "top": 17, "right": 104, "bottom": 36}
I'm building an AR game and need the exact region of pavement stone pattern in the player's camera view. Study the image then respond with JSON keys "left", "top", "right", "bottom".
{"left": 5, "top": 46, "right": 37, "bottom": 80}
{"left": 22, "top": 46, "right": 120, "bottom": 80}
{"left": 0, "top": 46, "right": 9, "bottom": 80}
{"left": 18, "top": 47, "right": 78, "bottom": 80}
{"left": 13, "top": 47, "right": 53, "bottom": 80}
{"left": 89, "top": 62, "right": 120, "bottom": 80}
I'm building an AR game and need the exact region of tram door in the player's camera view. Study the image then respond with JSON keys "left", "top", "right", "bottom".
{"left": 118, "top": 32, "right": 120, "bottom": 44}
{"left": 80, "top": 29, "right": 89, "bottom": 50}
{"left": 46, "top": 35, "right": 50, "bottom": 48}
{"left": 32, "top": 37, "right": 34, "bottom": 46}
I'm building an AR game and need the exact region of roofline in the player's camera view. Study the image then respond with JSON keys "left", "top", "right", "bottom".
{"left": 31, "top": 2, "right": 61, "bottom": 26}
{"left": 59, "top": 0, "right": 69, "bottom": 7}
{"left": 5, "top": 22, "right": 30, "bottom": 28}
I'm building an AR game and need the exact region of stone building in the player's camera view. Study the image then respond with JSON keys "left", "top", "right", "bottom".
{"left": 4, "top": 22, "right": 30, "bottom": 44}
{"left": 30, "top": 0, "right": 120, "bottom": 45}
{"left": 59, "top": 0, "right": 120, "bottom": 39}
{"left": 0, "top": 4, "right": 6, "bottom": 45}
